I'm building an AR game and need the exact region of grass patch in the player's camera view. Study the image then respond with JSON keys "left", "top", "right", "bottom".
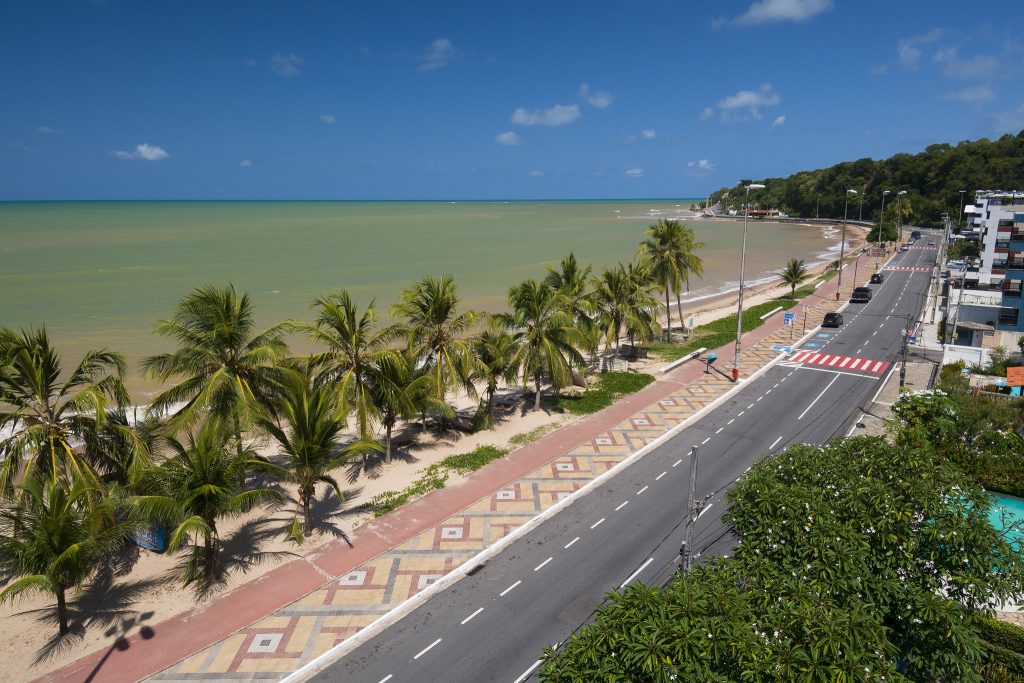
{"left": 369, "top": 444, "right": 510, "bottom": 517}
{"left": 508, "top": 423, "right": 560, "bottom": 448}
{"left": 647, "top": 300, "right": 798, "bottom": 361}
{"left": 555, "top": 372, "right": 655, "bottom": 415}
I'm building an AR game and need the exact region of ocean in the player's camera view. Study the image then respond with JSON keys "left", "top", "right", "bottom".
{"left": 0, "top": 200, "right": 841, "bottom": 398}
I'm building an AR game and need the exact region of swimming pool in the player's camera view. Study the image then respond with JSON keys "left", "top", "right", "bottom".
{"left": 989, "top": 492, "right": 1024, "bottom": 547}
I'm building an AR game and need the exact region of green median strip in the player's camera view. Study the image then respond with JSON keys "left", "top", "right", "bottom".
{"left": 647, "top": 300, "right": 799, "bottom": 361}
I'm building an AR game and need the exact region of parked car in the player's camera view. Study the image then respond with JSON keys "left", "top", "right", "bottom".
{"left": 822, "top": 312, "right": 844, "bottom": 327}
{"left": 928, "top": 239, "right": 936, "bottom": 246}
{"left": 898, "top": 245, "right": 909, "bottom": 252}
{"left": 851, "top": 286, "right": 873, "bottom": 303}
{"left": 870, "top": 273, "right": 884, "bottom": 284}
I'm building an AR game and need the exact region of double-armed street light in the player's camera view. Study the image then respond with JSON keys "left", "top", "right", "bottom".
{"left": 836, "top": 189, "right": 858, "bottom": 294}
{"left": 733, "top": 180, "right": 765, "bottom": 377}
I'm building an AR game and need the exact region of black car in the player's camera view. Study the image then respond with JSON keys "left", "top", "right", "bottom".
{"left": 870, "top": 273, "right": 884, "bottom": 284}
{"left": 822, "top": 312, "right": 843, "bottom": 327}
{"left": 851, "top": 286, "right": 873, "bottom": 303}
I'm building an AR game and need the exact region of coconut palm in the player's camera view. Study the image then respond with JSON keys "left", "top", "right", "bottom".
{"left": 499, "top": 279, "right": 585, "bottom": 411}
{"left": 623, "top": 261, "right": 662, "bottom": 347}
{"left": 367, "top": 350, "right": 441, "bottom": 463}
{"left": 0, "top": 326, "right": 136, "bottom": 496}
{"left": 779, "top": 258, "right": 809, "bottom": 299}
{"left": 0, "top": 477, "right": 137, "bottom": 635}
{"left": 470, "top": 325, "right": 520, "bottom": 429}
{"left": 544, "top": 253, "right": 595, "bottom": 332}
{"left": 301, "top": 290, "right": 396, "bottom": 443}
{"left": 590, "top": 264, "right": 660, "bottom": 353}
{"left": 638, "top": 219, "right": 683, "bottom": 340}
{"left": 391, "top": 276, "right": 477, "bottom": 426}
{"left": 257, "top": 369, "right": 379, "bottom": 538}
{"left": 133, "top": 419, "right": 284, "bottom": 590}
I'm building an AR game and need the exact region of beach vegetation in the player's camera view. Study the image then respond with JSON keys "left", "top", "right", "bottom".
{"left": 778, "top": 258, "right": 808, "bottom": 299}
{"left": 367, "top": 349, "right": 441, "bottom": 462}
{"left": 555, "top": 372, "right": 654, "bottom": 415}
{"left": 544, "top": 253, "right": 597, "bottom": 355}
{"left": 499, "top": 279, "right": 586, "bottom": 411}
{"left": 646, "top": 300, "right": 797, "bottom": 361}
{"left": 470, "top": 325, "right": 520, "bottom": 430}
{"left": 0, "top": 477, "right": 138, "bottom": 636}
{"left": 0, "top": 326, "right": 135, "bottom": 497}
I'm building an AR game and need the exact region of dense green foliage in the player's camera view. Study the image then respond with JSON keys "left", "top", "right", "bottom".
{"left": 647, "top": 299, "right": 798, "bottom": 361}
{"left": 541, "top": 436, "right": 1024, "bottom": 681}
{"left": 714, "top": 130, "right": 1024, "bottom": 228}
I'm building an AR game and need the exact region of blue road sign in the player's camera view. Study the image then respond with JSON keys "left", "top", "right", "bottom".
{"left": 771, "top": 345, "right": 792, "bottom": 353}
{"left": 783, "top": 312, "right": 794, "bottom": 326}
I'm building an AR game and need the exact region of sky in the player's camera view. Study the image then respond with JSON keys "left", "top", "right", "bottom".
{"left": 2, "top": 0, "right": 1023, "bottom": 200}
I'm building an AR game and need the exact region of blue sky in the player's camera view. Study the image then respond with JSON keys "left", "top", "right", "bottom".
{"left": 2, "top": 0, "right": 1023, "bottom": 200}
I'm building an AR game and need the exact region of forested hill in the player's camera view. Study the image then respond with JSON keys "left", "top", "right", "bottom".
{"left": 712, "top": 130, "right": 1024, "bottom": 228}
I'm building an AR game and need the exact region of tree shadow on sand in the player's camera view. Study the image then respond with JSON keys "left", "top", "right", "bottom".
{"left": 263, "top": 486, "right": 373, "bottom": 548}
{"left": 344, "top": 426, "right": 431, "bottom": 483}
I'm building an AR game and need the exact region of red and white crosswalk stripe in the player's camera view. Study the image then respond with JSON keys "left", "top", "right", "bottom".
{"left": 788, "top": 351, "right": 890, "bottom": 374}
{"left": 883, "top": 266, "right": 931, "bottom": 272}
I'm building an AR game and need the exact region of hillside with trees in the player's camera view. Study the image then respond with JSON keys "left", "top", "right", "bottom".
{"left": 710, "top": 130, "right": 1024, "bottom": 228}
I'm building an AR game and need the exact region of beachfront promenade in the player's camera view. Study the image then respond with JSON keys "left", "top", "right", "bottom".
{"left": 37, "top": 258, "right": 871, "bottom": 683}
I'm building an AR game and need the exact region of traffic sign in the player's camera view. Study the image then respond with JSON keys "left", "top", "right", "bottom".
{"left": 783, "top": 312, "right": 794, "bottom": 326}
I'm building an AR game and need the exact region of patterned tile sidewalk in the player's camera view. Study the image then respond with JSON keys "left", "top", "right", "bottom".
{"left": 39, "top": 258, "right": 870, "bottom": 683}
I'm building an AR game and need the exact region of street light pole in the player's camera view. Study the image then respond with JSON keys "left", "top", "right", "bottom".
{"left": 897, "top": 190, "right": 907, "bottom": 243}
{"left": 837, "top": 189, "right": 857, "bottom": 294}
{"left": 733, "top": 181, "right": 765, "bottom": 376}
{"left": 878, "top": 189, "right": 890, "bottom": 251}
{"left": 958, "top": 189, "right": 966, "bottom": 229}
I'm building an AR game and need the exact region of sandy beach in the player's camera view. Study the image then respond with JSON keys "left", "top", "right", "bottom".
{"left": 0, "top": 221, "right": 870, "bottom": 682}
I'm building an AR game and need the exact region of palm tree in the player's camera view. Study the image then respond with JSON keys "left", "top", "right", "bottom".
{"left": 590, "top": 265, "right": 631, "bottom": 353}
{"left": 142, "top": 285, "right": 288, "bottom": 488}
{"left": 367, "top": 350, "right": 440, "bottom": 462}
{"left": 257, "top": 369, "right": 379, "bottom": 537}
{"left": 0, "top": 326, "right": 135, "bottom": 496}
{"left": 301, "top": 290, "right": 396, "bottom": 443}
{"left": 544, "top": 253, "right": 595, "bottom": 331}
{"left": 0, "top": 478, "right": 136, "bottom": 635}
{"left": 499, "top": 279, "right": 585, "bottom": 411}
{"left": 133, "top": 419, "right": 284, "bottom": 590}
{"left": 470, "top": 325, "right": 520, "bottom": 429}
{"left": 391, "top": 276, "right": 477, "bottom": 426}
{"left": 638, "top": 219, "right": 683, "bottom": 341}
{"left": 675, "top": 225, "right": 705, "bottom": 328}
{"left": 779, "top": 258, "right": 809, "bottom": 299}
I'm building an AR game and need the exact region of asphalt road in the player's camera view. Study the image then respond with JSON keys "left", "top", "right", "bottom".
{"left": 308, "top": 236, "right": 938, "bottom": 683}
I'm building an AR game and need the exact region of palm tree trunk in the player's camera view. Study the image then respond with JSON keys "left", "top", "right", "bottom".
{"left": 675, "top": 287, "right": 683, "bottom": 336}
{"left": 486, "top": 388, "right": 495, "bottom": 429}
{"left": 301, "top": 488, "right": 312, "bottom": 532}
{"left": 534, "top": 371, "right": 542, "bottom": 411}
{"left": 664, "top": 283, "right": 672, "bottom": 342}
{"left": 385, "top": 422, "right": 393, "bottom": 464}
{"left": 56, "top": 585, "right": 68, "bottom": 635}
{"left": 205, "top": 519, "right": 218, "bottom": 583}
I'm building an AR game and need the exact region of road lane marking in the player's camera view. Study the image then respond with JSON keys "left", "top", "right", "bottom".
{"left": 715, "top": 427, "right": 724, "bottom": 433}
{"left": 702, "top": 437, "right": 711, "bottom": 444}
{"left": 773, "top": 382, "right": 779, "bottom": 388}
{"left": 637, "top": 485, "right": 649, "bottom": 494}
{"left": 619, "top": 557, "right": 655, "bottom": 588}
{"left": 414, "top": 638, "right": 442, "bottom": 659}
{"left": 673, "top": 459, "right": 682, "bottom": 467}
{"left": 378, "top": 676, "right": 393, "bottom": 683}
{"left": 500, "top": 580, "right": 522, "bottom": 596}
{"left": 828, "top": 356, "right": 841, "bottom": 366}
{"left": 591, "top": 518, "right": 605, "bottom": 529}
{"left": 513, "top": 659, "right": 544, "bottom": 683}
{"left": 535, "top": 557, "right": 553, "bottom": 571}
{"left": 738, "top": 410, "right": 745, "bottom": 416}
{"left": 765, "top": 389, "right": 772, "bottom": 395}
{"left": 747, "top": 403, "right": 754, "bottom": 409}
{"left": 697, "top": 503, "right": 715, "bottom": 519}
{"left": 461, "top": 607, "right": 484, "bottom": 625}
{"left": 615, "top": 501, "right": 629, "bottom": 511}
{"left": 756, "top": 396, "right": 763, "bottom": 401}
{"left": 797, "top": 374, "right": 840, "bottom": 420}
{"left": 655, "top": 472, "right": 666, "bottom": 480}
{"left": 769, "top": 435, "right": 783, "bottom": 450}
{"left": 727, "top": 418, "right": 735, "bottom": 424}
{"left": 565, "top": 536, "right": 579, "bottom": 549}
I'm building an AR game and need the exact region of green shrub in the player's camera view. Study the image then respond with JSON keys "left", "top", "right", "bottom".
{"left": 509, "top": 423, "right": 560, "bottom": 448}
{"left": 647, "top": 300, "right": 797, "bottom": 361}
{"left": 596, "top": 371, "right": 654, "bottom": 396}
{"left": 439, "top": 445, "right": 509, "bottom": 475}
{"left": 555, "top": 372, "right": 654, "bottom": 414}
{"left": 979, "top": 617, "right": 1024, "bottom": 656}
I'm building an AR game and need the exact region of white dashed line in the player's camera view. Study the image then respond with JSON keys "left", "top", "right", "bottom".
{"left": 757, "top": 396, "right": 763, "bottom": 402}
{"left": 565, "top": 536, "right": 580, "bottom": 549}
{"left": 500, "top": 580, "right": 521, "bottom": 596}
{"left": 769, "top": 435, "right": 784, "bottom": 450}
{"left": 727, "top": 419, "right": 735, "bottom": 425}
{"left": 378, "top": 676, "right": 393, "bottom": 683}
{"left": 591, "top": 518, "right": 605, "bottom": 529}
{"left": 673, "top": 459, "right": 682, "bottom": 467}
{"left": 715, "top": 427, "right": 724, "bottom": 434}
{"left": 747, "top": 403, "right": 755, "bottom": 409}
{"left": 637, "top": 485, "right": 649, "bottom": 494}
{"left": 765, "top": 389, "right": 772, "bottom": 395}
{"left": 619, "top": 557, "right": 655, "bottom": 588}
{"left": 461, "top": 608, "right": 484, "bottom": 625}
{"left": 701, "top": 437, "right": 711, "bottom": 444}
{"left": 414, "top": 638, "right": 442, "bottom": 659}
{"left": 615, "top": 501, "right": 629, "bottom": 511}
{"left": 535, "top": 557, "right": 553, "bottom": 571}
{"left": 513, "top": 660, "right": 544, "bottom": 683}
{"left": 655, "top": 472, "right": 666, "bottom": 481}
{"left": 738, "top": 410, "right": 745, "bottom": 416}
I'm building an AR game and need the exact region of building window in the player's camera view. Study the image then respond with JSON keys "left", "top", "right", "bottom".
{"left": 998, "top": 307, "right": 1020, "bottom": 326}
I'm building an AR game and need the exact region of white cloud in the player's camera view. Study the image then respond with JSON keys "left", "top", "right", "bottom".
{"left": 109, "top": 143, "right": 170, "bottom": 161}
{"left": 700, "top": 107, "right": 715, "bottom": 120}
{"left": 933, "top": 47, "right": 1000, "bottom": 80}
{"left": 897, "top": 29, "right": 943, "bottom": 70}
{"left": 708, "top": 83, "right": 781, "bottom": 121}
{"left": 990, "top": 104, "right": 1024, "bottom": 134}
{"left": 495, "top": 131, "right": 522, "bottom": 146}
{"left": 625, "top": 167, "right": 643, "bottom": 177}
{"left": 418, "top": 38, "right": 456, "bottom": 72}
{"left": 772, "top": 115, "right": 786, "bottom": 127}
{"left": 8, "top": 141, "right": 33, "bottom": 153}
{"left": 320, "top": 114, "right": 337, "bottom": 125}
{"left": 641, "top": 129, "right": 656, "bottom": 139}
{"left": 511, "top": 104, "right": 581, "bottom": 127}
{"left": 37, "top": 126, "right": 62, "bottom": 135}
{"left": 730, "top": 0, "right": 833, "bottom": 27}
{"left": 687, "top": 159, "right": 714, "bottom": 172}
{"left": 358, "top": 46, "right": 372, "bottom": 57}
{"left": 240, "top": 159, "right": 253, "bottom": 169}
{"left": 271, "top": 53, "right": 302, "bottom": 77}
{"left": 578, "top": 83, "right": 613, "bottom": 109}
{"left": 940, "top": 85, "right": 995, "bottom": 103}
{"left": 529, "top": 170, "right": 544, "bottom": 177}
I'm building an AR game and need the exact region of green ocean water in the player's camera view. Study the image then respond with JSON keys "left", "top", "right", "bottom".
{"left": 0, "top": 201, "right": 839, "bottom": 398}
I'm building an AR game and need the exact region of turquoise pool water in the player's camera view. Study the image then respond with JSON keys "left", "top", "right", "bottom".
{"left": 989, "top": 492, "right": 1024, "bottom": 546}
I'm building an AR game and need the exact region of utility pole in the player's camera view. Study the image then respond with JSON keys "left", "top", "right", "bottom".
{"left": 680, "top": 445, "right": 702, "bottom": 573}
{"left": 900, "top": 315, "right": 910, "bottom": 387}
{"left": 802, "top": 304, "right": 808, "bottom": 336}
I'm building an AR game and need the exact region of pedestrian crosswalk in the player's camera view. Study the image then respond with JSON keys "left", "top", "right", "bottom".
{"left": 884, "top": 266, "right": 932, "bottom": 272}
{"left": 783, "top": 351, "right": 891, "bottom": 375}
